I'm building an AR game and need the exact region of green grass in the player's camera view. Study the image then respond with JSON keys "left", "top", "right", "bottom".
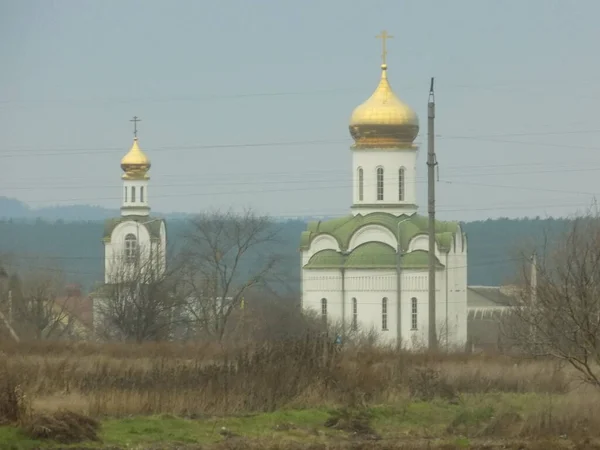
{"left": 0, "top": 393, "right": 568, "bottom": 449}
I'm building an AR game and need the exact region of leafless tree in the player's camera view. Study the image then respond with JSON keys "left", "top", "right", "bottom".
{"left": 94, "top": 248, "right": 184, "bottom": 342}
{"left": 503, "top": 214, "right": 600, "bottom": 388}
{"left": 180, "top": 209, "right": 281, "bottom": 341}
{"left": 9, "top": 268, "right": 76, "bottom": 340}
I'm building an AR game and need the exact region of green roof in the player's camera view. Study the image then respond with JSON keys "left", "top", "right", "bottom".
{"left": 103, "top": 216, "right": 165, "bottom": 242}
{"left": 304, "top": 243, "right": 444, "bottom": 270}
{"left": 300, "top": 212, "right": 461, "bottom": 253}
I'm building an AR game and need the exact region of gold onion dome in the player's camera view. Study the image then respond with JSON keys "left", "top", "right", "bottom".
{"left": 349, "top": 64, "right": 419, "bottom": 148}
{"left": 121, "top": 138, "right": 151, "bottom": 179}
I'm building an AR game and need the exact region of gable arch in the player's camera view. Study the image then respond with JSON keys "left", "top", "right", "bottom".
{"left": 407, "top": 232, "right": 442, "bottom": 255}
{"left": 112, "top": 221, "right": 150, "bottom": 244}
{"left": 348, "top": 224, "right": 396, "bottom": 252}
{"left": 308, "top": 234, "right": 341, "bottom": 258}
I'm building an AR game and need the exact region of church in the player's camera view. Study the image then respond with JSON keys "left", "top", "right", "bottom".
{"left": 299, "top": 33, "right": 468, "bottom": 350}
{"left": 93, "top": 120, "right": 167, "bottom": 335}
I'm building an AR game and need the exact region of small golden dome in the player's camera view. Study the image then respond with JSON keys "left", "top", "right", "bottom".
{"left": 121, "top": 138, "right": 151, "bottom": 179}
{"left": 349, "top": 64, "right": 419, "bottom": 148}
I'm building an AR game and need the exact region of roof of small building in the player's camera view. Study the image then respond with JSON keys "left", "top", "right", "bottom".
{"left": 299, "top": 212, "right": 462, "bottom": 253}
{"left": 103, "top": 216, "right": 164, "bottom": 242}
{"left": 304, "top": 243, "right": 444, "bottom": 270}
{"left": 467, "top": 285, "right": 517, "bottom": 309}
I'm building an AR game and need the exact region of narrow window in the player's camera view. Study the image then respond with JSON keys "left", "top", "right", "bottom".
{"left": 124, "top": 187, "right": 127, "bottom": 203}
{"left": 131, "top": 186, "right": 136, "bottom": 203}
{"left": 358, "top": 168, "right": 364, "bottom": 201}
{"left": 321, "top": 298, "right": 327, "bottom": 323}
{"left": 376, "top": 167, "right": 384, "bottom": 200}
{"left": 124, "top": 233, "right": 137, "bottom": 263}
{"left": 352, "top": 298, "right": 358, "bottom": 331}
{"left": 411, "top": 297, "right": 418, "bottom": 330}
{"left": 398, "top": 168, "right": 405, "bottom": 201}
{"left": 382, "top": 297, "right": 388, "bottom": 330}
{"left": 140, "top": 186, "right": 145, "bottom": 203}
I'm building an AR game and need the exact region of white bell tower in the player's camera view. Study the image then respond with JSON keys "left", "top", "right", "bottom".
{"left": 102, "top": 117, "right": 167, "bottom": 285}
{"left": 348, "top": 31, "right": 420, "bottom": 217}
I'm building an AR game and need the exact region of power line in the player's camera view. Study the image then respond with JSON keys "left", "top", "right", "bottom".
{"left": 4, "top": 255, "right": 518, "bottom": 278}
{"left": 3, "top": 159, "right": 599, "bottom": 188}
{"left": 3, "top": 76, "right": 599, "bottom": 106}
{"left": 2, "top": 128, "right": 600, "bottom": 158}
{"left": 5, "top": 167, "right": 600, "bottom": 206}
{"left": 4, "top": 164, "right": 600, "bottom": 192}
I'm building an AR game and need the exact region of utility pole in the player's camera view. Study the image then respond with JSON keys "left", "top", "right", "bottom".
{"left": 427, "top": 78, "right": 438, "bottom": 351}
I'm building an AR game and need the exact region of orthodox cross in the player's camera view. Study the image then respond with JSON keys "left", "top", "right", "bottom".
{"left": 130, "top": 116, "right": 141, "bottom": 138}
{"left": 376, "top": 30, "right": 393, "bottom": 65}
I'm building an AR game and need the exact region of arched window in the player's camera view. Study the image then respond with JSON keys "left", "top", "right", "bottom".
{"left": 398, "top": 168, "right": 405, "bottom": 201}
{"left": 411, "top": 297, "right": 418, "bottom": 330}
{"left": 376, "top": 167, "right": 384, "bottom": 200}
{"left": 140, "top": 186, "right": 145, "bottom": 203}
{"left": 131, "top": 187, "right": 136, "bottom": 203}
{"left": 124, "top": 233, "right": 137, "bottom": 263}
{"left": 357, "top": 168, "right": 364, "bottom": 201}
{"left": 352, "top": 297, "right": 358, "bottom": 331}
{"left": 321, "top": 298, "right": 327, "bottom": 322}
{"left": 382, "top": 297, "right": 388, "bottom": 330}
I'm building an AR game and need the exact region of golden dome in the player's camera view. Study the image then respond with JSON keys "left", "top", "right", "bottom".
{"left": 349, "top": 64, "right": 419, "bottom": 148}
{"left": 121, "top": 138, "right": 151, "bottom": 179}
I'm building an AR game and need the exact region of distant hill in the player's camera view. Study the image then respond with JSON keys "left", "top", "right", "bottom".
{"left": 0, "top": 197, "right": 570, "bottom": 295}
{"left": 0, "top": 196, "right": 121, "bottom": 221}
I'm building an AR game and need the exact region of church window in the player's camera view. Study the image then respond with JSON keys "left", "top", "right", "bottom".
{"left": 382, "top": 297, "right": 388, "bottom": 330}
{"left": 398, "top": 168, "right": 405, "bottom": 201}
{"left": 352, "top": 297, "right": 357, "bottom": 331}
{"left": 376, "top": 167, "right": 384, "bottom": 200}
{"left": 140, "top": 187, "right": 144, "bottom": 203}
{"left": 358, "top": 168, "right": 364, "bottom": 201}
{"left": 125, "top": 233, "right": 137, "bottom": 263}
{"left": 321, "top": 298, "right": 327, "bottom": 323}
{"left": 124, "top": 187, "right": 127, "bottom": 202}
{"left": 131, "top": 187, "right": 136, "bottom": 202}
{"left": 411, "top": 297, "right": 418, "bottom": 330}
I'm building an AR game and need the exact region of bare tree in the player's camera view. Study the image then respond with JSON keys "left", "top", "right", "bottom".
{"left": 10, "top": 268, "right": 75, "bottom": 340}
{"left": 503, "top": 214, "right": 600, "bottom": 388}
{"left": 180, "top": 209, "right": 281, "bottom": 341}
{"left": 94, "top": 248, "right": 184, "bottom": 342}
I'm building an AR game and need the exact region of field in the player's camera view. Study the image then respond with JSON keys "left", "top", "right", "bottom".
{"left": 1, "top": 337, "right": 599, "bottom": 449}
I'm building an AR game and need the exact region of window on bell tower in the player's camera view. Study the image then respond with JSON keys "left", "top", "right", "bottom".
{"left": 131, "top": 187, "right": 136, "bottom": 203}
{"left": 140, "top": 186, "right": 145, "bottom": 203}
{"left": 358, "top": 168, "right": 364, "bottom": 201}
{"left": 398, "top": 168, "right": 405, "bottom": 201}
{"left": 376, "top": 167, "right": 384, "bottom": 200}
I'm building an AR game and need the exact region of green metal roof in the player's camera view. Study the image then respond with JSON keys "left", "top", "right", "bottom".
{"left": 304, "top": 242, "right": 445, "bottom": 270}
{"left": 103, "top": 216, "right": 164, "bottom": 242}
{"left": 299, "top": 212, "right": 461, "bottom": 253}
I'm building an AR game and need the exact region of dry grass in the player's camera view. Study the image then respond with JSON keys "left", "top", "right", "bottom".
{"left": 23, "top": 410, "right": 100, "bottom": 443}
{"left": 0, "top": 338, "right": 570, "bottom": 418}
{"left": 1, "top": 335, "right": 598, "bottom": 446}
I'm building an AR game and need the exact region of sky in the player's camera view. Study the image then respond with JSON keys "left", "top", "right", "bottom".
{"left": 1, "top": 0, "right": 600, "bottom": 222}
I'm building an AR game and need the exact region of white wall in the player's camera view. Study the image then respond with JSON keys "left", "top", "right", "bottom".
{"left": 351, "top": 148, "right": 419, "bottom": 215}
{"left": 104, "top": 220, "right": 165, "bottom": 284}
{"left": 300, "top": 222, "right": 469, "bottom": 351}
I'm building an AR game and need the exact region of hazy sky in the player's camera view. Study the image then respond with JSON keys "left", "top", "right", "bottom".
{"left": 1, "top": 0, "right": 600, "bottom": 222}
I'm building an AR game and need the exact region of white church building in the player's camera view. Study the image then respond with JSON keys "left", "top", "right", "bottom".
{"left": 300, "top": 36, "right": 468, "bottom": 350}
{"left": 93, "top": 122, "right": 167, "bottom": 334}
